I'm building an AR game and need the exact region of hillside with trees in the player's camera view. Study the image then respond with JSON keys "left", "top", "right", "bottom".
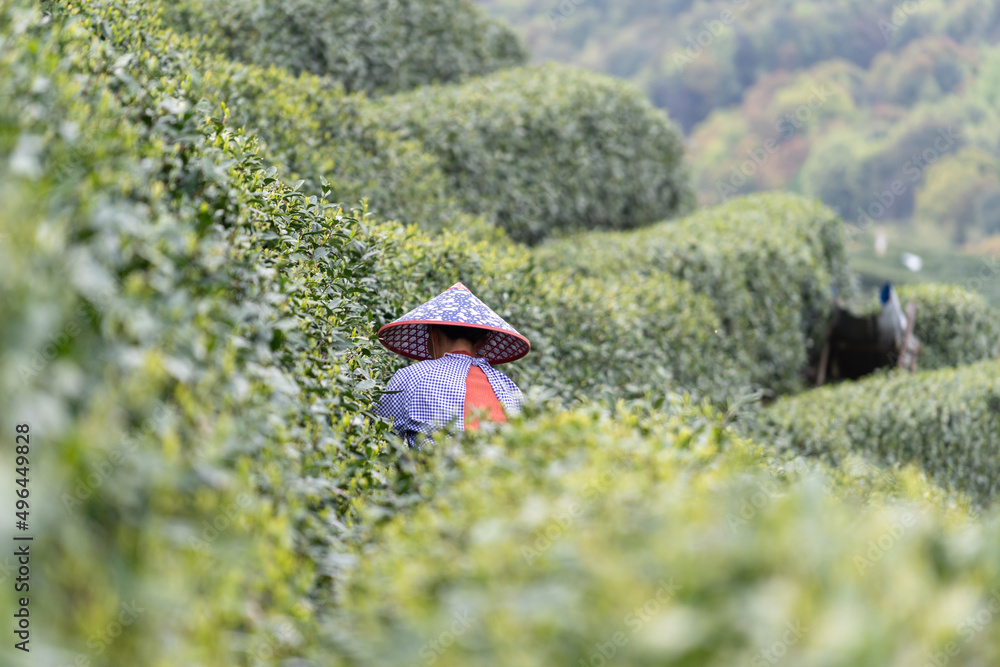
{"left": 478, "top": 0, "right": 1000, "bottom": 293}
{"left": 3, "top": 1, "right": 1000, "bottom": 666}
{"left": 477, "top": 0, "right": 1000, "bottom": 127}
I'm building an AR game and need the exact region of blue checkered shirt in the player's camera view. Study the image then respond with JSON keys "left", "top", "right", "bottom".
{"left": 376, "top": 353, "right": 522, "bottom": 448}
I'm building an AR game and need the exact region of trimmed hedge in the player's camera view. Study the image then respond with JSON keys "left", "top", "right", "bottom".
{"left": 0, "top": 2, "right": 413, "bottom": 661}
{"left": 136, "top": 5, "right": 496, "bottom": 237}
{"left": 9, "top": 3, "right": 1000, "bottom": 665}
{"left": 368, "top": 63, "right": 695, "bottom": 243}
{"left": 157, "top": 6, "right": 692, "bottom": 244}
{"left": 162, "top": 0, "right": 527, "bottom": 95}
{"left": 755, "top": 360, "right": 1000, "bottom": 505}
{"left": 342, "top": 406, "right": 997, "bottom": 666}
{"left": 515, "top": 273, "right": 746, "bottom": 404}
{"left": 3, "top": 6, "right": 715, "bottom": 663}
{"left": 371, "top": 225, "right": 745, "bottom": 404}
{"left": 897, "top": 283, "right": 1000, "bottom": 370}
{"left": 195, "top": 57, "right": 474, "bottom": 232}
{"left": 535, "top": 193, "right": 853, "bottom": 395}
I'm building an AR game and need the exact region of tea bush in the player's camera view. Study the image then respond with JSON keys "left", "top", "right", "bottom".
{"left": 369, "top": 221, "right": 752, "bottom": 405}
{"left": 368, "top": 63, "right": 694, "bottom": 243}
{"left": 341, "top": 406, "right": 1000, "bottom": 667}
{"left": 162, "top": 0, "right": 527, "bottom": 95}
{"left": 0, "top": 1, "right": 416, "bottom": 662}
{"left": 536, "top": 193, "right": 854, "bottom": 395}
{"left": 755, "top": 359, "right": 1000, "bottom": 506}
{"left": 158, "top": 3, "right": 692, "bottom": 244}
{"left": 194, "top": 56, "right": 476, "bottom": 232}
{"left": 8, "top": 1, "right": 1000, "bottom": 666}
{"left": 897, "top": 283, "right": 1000, "bottom": 370}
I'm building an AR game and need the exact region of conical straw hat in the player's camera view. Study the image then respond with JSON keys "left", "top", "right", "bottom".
{"left": 377, "top": 283, "right": 530, "bottom": 364}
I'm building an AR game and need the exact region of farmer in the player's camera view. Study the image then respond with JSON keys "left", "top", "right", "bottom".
{"left": 376, "top": 282, "right": 530, "bottom": 448}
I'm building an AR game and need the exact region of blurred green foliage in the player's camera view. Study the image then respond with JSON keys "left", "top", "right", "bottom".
{"left": 4, "top": 0, "right": 1000, "bottom": 665}
{"left": 165, "top": 0, "right": 528, "bottom": 95}
{"left": 475, "top": 0, "right": 1000, "bottom": 247}
{"left": 534, "top": 193, "right": 853, "bottom": 396}
{"left": 0, "top": 1, "right": 417, "bottom": 662}
{"left": 897, "top": 283, "right": 1000, "bottom": 370}
{"left": 684, "top": 31, "right": 1000, "bottom": 249}
{"left": 476, "top": 0, "right": 1000, "bottom": 129}
{"left": 344, "top": 404, "right": 1000, "bottom": 667}
{"left": 756, "top": 360, "right": 1000, "bottom": 506}
{"left": 367, "top": 63, "right": 694, "bottom": 243}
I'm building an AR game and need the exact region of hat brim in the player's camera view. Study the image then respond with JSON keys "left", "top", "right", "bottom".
{"left": 378, "top": 320, "right": 531, "bottom": 364}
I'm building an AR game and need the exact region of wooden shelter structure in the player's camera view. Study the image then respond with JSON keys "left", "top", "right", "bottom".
{"left": 815, "top": 284, "right": 920, "bottom": 386}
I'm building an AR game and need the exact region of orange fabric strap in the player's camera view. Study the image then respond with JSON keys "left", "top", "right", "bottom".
{"left": 452, "top": 352, "right": 507, "bottom": 430}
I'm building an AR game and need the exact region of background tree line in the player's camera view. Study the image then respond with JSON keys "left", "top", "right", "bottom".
{"left": 477, "top": 0, "right": 1000, "bottom": 248}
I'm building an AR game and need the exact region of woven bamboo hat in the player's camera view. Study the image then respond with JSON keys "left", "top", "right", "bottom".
{"left": 377, "top": 283, "right": 530, "bottom": 364}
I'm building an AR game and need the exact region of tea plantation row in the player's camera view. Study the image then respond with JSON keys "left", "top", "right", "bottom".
{"left": 155, "top": 1, "right": 692, "bottom": 244}
{"left": 343, "top": 406, "right": 1000, "bottom": 667}
{"left": 1, "top": 2, "right": 408, "bottom": 662}
{"left": 0, "top": 3, "right": 712, "bottom": 662}
{"left": 535, "top": 195, "right": 854, "bottom": 396}
{"left": 897, "top": 284, "right": 1000, "bottom": 370}
{"left": 164, "top": 0, "right": 527, "bottom": 95}
{"left": 756, "top": 359, "right": 1000, "bottom": 506}
{"left": 2, "top": 1, "right": 999, "bottom": 666}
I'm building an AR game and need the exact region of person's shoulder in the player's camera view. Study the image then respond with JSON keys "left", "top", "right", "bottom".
{"left": 412, "top": 357, "right": 456, "bottom": 372}
{"left": 386, "top": 361, "right": 426, "bottom": 389}
{"left": 420, "top": 356, "right": 473, "bottom": 380}
{"left": 391, "top": 357, "right": 451, "bottom": 382}
{"left": 485, "top": 365, "right": 520, "bottom": 389}
{"left": 425, "top": 355, "right": 474, "bottom": 370}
